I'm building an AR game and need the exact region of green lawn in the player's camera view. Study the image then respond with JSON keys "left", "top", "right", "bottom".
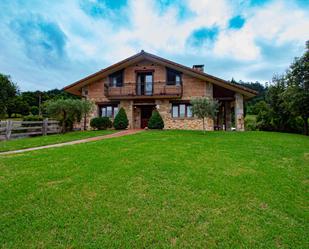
{"left": 0, "top": 131, "right": 308, "bottom": 248}
{"left": 0, "top": 130, "right": 115, "bottom": 152}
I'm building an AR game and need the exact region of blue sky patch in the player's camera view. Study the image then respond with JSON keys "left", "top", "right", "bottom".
{"left": 188, "top": 27, "right": 219, "bottom": 47}
{"left": 10, "top": 15, "right": 67, "bottom": 66}
{"left": 229, "top": 15, "right": 245, "bottom": 29}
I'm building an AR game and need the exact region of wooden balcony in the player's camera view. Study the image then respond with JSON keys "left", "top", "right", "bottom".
{"left": 105, "top": 81, "right": 182, "bottom": 99}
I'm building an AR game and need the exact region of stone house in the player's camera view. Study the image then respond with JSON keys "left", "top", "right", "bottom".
{"left": 64, "top": 50, "right": 257, "bottom": 131}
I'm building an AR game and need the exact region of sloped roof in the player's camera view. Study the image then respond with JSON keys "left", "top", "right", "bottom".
{"left": 63, "top": 50, "right": 257, "bottom": 98}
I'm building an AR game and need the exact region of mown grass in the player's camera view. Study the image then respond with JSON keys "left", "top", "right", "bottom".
{"left": 0, "top": 130, "right": 115, "bottom": 152}
{"left": 0, "top": 131, "right": 308, "bottom": 248}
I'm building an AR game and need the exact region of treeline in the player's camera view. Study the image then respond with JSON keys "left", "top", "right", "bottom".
{"left": 235, "top": 41, "right": 309, "bottom": 135}
{"left": 0, "top": 74, "right": 77, "bottom": 118}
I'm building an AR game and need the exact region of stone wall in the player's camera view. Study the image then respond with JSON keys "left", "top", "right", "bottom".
{"left": 156, "top": 100, "right": 213, "bottom": 130}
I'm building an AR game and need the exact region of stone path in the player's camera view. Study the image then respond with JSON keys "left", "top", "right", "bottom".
{"left": 0, "top": 129, "right": 143, "bottom": 156}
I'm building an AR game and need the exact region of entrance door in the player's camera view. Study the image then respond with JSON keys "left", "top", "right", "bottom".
{"left": 140, "top": 106, "right": 154, "bottom": 128}
{"left": 137, "top": 72, "right": 153, "bottom": 96}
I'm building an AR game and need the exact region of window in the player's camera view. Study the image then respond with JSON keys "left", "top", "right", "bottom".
{"left": 82, "top": 86, "right": 88, "bottom": 96}
{"left": 166, "top": 68, "right": 182, "bottom": 85}
{"left": 109, "top": 70, "right": 123, "bottom": 87}
{"left": 101, "top": 105, "right": 118, "bottom": 118}
{"left": 171, "top": 103, "right": 193, "bottom": 118}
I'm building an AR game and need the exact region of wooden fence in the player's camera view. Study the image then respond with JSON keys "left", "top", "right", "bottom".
{"left": 0, "top": 119, "right": 60, "bottom": 140}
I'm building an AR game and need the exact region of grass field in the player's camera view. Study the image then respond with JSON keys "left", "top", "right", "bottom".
{"left": 0, "top": 130, "right": 115, "bottom": 152}
{"left": 0, "top": 131, "right": 308, "bottom": 248}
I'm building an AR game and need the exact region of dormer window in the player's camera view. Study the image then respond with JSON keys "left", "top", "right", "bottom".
{"left": 109, "top": 70, "right": 123, "bottom": 87}
{"left": 166, "top": 68, "right": 182, "bottom": 86}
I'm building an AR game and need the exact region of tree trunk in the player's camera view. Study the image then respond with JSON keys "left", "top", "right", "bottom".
{"left": 304, "top": 116, "right": 308, "bottom": 136}
{"left": 83, "top": 113, "right": 87, "bottom": 131}
{"left": 202, "top": 118, "right": 205, "bottom": 133}
{"left": 62, "top": 111, "right": 66, "bottom": 133}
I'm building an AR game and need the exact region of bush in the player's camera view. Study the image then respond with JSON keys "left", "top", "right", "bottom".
{"left": 113, "top": 107, "right": 128, "bottom": 130}
{"left": 245, "top": 115, "right": 258, "bottom": 131}
{"left": 90, "top": 117, "right": 112, "bottom": 130}
{"left": 148, "top": 110, "right": 164, "bottom": 129}
{"left": 23, "top": 115, "right": 44, "bottom": 121}
{"left": 30, "top": 106, "right": 39, "bottom": 115}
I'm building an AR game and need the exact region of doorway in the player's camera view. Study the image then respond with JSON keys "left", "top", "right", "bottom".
{"left": 140, "top": 106, "right": 154, "bottom": 128}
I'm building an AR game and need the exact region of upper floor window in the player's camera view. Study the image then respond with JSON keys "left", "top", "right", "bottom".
{"left": 172, "top": 103, "right": 192, "bottom": 118}
{"left": 81, "top": 86, "right": 88, "bottom": 96}
{"left": 166, "top": 68, "right": 182, "bottom": 86}
{"left": 109, "top": 70, "right": 123, "bottom": 87}
{"left": 100, "top": 105, "right": 119, "bottom": 118}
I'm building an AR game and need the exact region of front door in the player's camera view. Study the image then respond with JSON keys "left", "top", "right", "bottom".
{"left": 140, "top": 106, "right": 154, "bottom": 128}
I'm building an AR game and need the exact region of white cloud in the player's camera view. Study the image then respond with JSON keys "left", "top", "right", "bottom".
{"left": 0, "top": 0, "right": 308, "bottom": 91}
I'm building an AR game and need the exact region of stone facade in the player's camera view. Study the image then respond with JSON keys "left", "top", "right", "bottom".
{"left": 235, "top": 93, "right": 244, "bottom": 131}
{"left": 155, "top": 99, "right": 213, "bottom": 130}
{"left": 78, "top": 58, "right": 246, "bottom": 131}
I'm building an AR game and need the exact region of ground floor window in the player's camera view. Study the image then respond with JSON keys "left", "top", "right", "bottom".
{"left": 172, "top": 103, "right": 192, "bottom": 118}
{"left": 100, "top": 105, "right": 118, "bottom": 118}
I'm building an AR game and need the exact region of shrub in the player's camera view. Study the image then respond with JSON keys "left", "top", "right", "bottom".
{"left": 23, "top": 115, "right": 44, "bottom": 121}
{"left": 90, "top": 117, "right": 112, "bottom": 130}
{"left": 113, "top": 107, "right": 128, "bottom": 130}
{"left": 148, "top": 110, "right": 164, "bottom": 129}
{"left": 245, "top": 115, "right": 258, "bottom": 131}
{"left": 30, "top": 106, "right": 39, "bottom": 115}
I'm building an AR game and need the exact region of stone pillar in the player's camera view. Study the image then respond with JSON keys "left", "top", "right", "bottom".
{"left": 235, "top": 93, "right": 244, "bottom": 131}
{"left": 225, "top": 101, "right": 232, "bottom": 131}
{"left": 120, "top": 100, "right": 134, "bottom": 129}
{"left": 205, "top": 82, "right": 214, "bottom": 130}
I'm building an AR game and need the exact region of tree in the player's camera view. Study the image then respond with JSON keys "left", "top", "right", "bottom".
{"left": 46, "top": 99, "right": 93, "bottom": 133}
{"left": 148, "top": 110, "right": 164, "bottom": 129}
{"left": 113, "top": 107, "right": 128, "bottom": 130}
{"left": 30, "top": 106, "right": 39, "bottom": 115}
{"left": 0, "top": 74, "right": 18, "bottom": 117}
{"left": 284, "top": 41, "right": 309, "bottom": 135}
{"left": 191, "top": 97, "right": 219, "bottom": 132}
{"left": 7, "top": 96, "right": 30, "bottom": 117}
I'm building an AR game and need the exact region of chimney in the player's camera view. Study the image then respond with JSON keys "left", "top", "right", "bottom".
{"left": 192, "top": 64, "right": 204, "bottom": 72}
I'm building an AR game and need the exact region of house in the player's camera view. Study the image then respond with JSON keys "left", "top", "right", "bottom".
{"left": 64, "top": 50, "right": 257, "bottom": 131}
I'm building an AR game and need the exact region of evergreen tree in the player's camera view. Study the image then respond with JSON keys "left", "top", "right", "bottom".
{"left": 148, "top": 110, "right": 164, "bottom": 129}
{"left": 113, "top": 107, "right": 128, "bottom": 130}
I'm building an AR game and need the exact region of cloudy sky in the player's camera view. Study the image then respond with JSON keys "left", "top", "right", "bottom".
{"left": 0, "top": 0, "right": 308, "bottom": 91}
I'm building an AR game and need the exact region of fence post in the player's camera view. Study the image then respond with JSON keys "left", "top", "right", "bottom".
{"left": 5, "top": 120, "right": 12, "bottom": 140}
{"left": 42, "top": 118, "right": 48, "bottom": 136}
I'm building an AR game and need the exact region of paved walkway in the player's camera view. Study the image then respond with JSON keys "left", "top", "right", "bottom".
{"left": 0, "top": 129, "right": 143, "bottom": 156}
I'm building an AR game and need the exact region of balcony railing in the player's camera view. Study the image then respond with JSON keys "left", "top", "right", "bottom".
{"left": 105, "top": 81, "right": 182, "bottom": 99}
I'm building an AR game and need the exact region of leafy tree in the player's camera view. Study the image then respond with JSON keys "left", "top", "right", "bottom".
{"left": 46, "top": 99, "right": 93, "bottom": 133}
{"left": 283, "top": 41, "right": 309, "bottom": 135}
{"left": 148, "top": 110, "right": 164, "bottom": 129}
{"left": 191, "top": 97, "right": 219, "bottom": 132}
{"left": 7, "top": 96, "right": 30, "bottom": 117}
{"left": 30, "top": 106, "right": 39, "bottom": 115}
{"left": 113, "top": 107, "right": 128, "bottom": 130}
{"left": 0, "top": 74, "right": 18, "bottom": 117}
